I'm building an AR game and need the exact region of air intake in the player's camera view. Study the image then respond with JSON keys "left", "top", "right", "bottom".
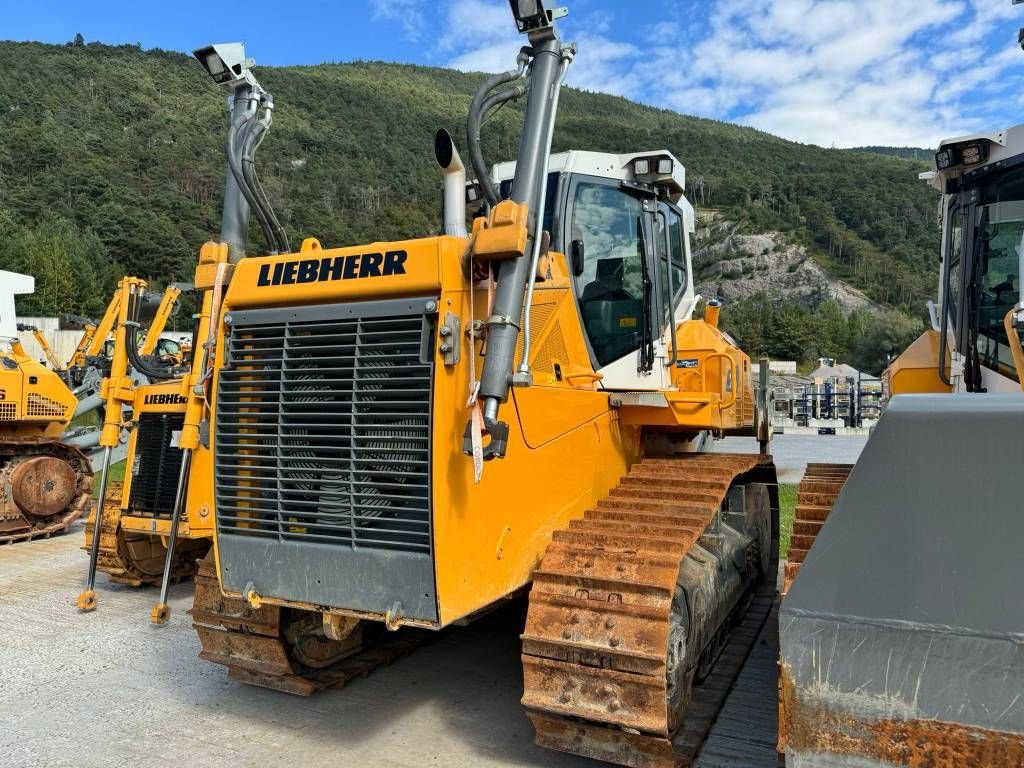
{"left": 215, "top": 298, "right": 436, "bottom": 554}
{"left": 129, "top": 413, "right": 186, "bottom": 517}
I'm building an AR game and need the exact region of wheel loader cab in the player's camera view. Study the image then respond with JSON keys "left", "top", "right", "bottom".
{"left": 492, "top": 150, "right": 697, "bottom": 390}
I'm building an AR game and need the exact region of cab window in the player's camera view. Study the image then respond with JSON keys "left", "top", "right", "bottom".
{"left": 570, "top": 180, "right": 645, "bottom": 366}
{"left": 655, "top": 204, "right": 688, "bottom": 318}
{"left": 944, "top": 200, "right": 963, "bottom": 332}
{"left": 973, "top": 167, "right": 1024, "bottom": 378}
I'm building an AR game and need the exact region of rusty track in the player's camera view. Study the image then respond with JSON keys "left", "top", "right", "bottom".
{"left": 82, "top": 482, "right": 208, "bottom": 587}
{"left": 0, "top": 439, "right": 93, "bottom": 545}
{"left": 191, "top": 554, "right": 431, "bottom": 697}
{"left": 782, "top": 463, "right": 853, "bottom": 595}
{"left": 521, "top": 453, "right": 779, "bottom": 768}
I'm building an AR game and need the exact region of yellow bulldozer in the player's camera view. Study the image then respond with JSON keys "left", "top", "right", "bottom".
{"left": 0, "top": 270, "right": 192, "bottom": 548}
{"left": 0, "top": 271, "right": 93, "bottom": 544}
{"left": 80, "top": 280, "right": 213, "bottom": 590}
{"left": 92, "top": 4, "right": 786, "bottom": 766}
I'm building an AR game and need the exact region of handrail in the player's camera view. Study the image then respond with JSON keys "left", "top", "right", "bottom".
{"left": 1003, "top": 309, "right": 1024, "bottom": 392}
{"left": 702, "top": 351, "right": 737, "bottom": 410}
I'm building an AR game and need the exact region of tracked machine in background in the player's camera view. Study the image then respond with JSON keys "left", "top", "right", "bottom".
{"left": 780, "top": 5, "right": 1024, "bottom": 762}
{"left": 0, "top": 272, "right": 93, "bottom": 544}
{"left": 178, "top": 4, "right": 779, "bottom": 766}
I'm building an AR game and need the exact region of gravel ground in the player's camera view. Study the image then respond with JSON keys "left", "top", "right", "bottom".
{"left": 0, "top": 435, "right": 854, "bottom": 767}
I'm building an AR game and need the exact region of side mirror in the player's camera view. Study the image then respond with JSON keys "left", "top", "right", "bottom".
{"left": 571, "top": 239, "right": 585, "bottom": 276}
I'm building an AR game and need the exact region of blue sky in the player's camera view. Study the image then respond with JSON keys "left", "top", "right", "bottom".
{"left": 2, "top": 0, "right": 1023, "bottom": 148}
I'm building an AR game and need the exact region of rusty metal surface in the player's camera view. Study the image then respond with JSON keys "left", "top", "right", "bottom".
{"left": 782, "top": 462, "right": 852, "bottom": 595}
{"left": 0, "top": 438, "right": 92, "bottom": 544}
{"left": 782, "top": 395, "right": 1024, "bottom": 767}
{"left": 82, "top": 482, "right": 208, "bottom": 587}
{"left": 191, "top": 553, "right": 431, "bottom": 696}
{"left": 521, "top": 453, "right": 779, "bottom": 768}
{"left": 782, "top": 663, "right": 1024, "bottom": 767}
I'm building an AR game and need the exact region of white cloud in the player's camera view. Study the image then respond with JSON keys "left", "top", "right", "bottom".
{"left": 372, "top": 0, "right": 1024, "bottom": 148}
{"left": 370, "top": 0, "right": 427, "bottom": 42}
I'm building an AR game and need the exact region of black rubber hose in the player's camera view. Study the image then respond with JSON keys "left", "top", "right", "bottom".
{"left": 226, "top": 111, "right": 277, "bottom": 252}
{"left": 467, "top": 69, "right": 524, "bottom": 206}
{"left": 242, "top": 118, "right": 290, "bottom": 253}
{"left": 124, "top": 322, "right": 179, "bottom": 381}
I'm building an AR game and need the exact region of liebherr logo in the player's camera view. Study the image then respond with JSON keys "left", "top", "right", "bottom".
{"left": 144, "top": 393, "right": 187, "bottom": 405}
{"left": 257, "top": 251, "right": 409, "bottom": 287}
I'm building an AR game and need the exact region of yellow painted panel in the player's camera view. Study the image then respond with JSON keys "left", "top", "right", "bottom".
{"left": 224, "top": 236, "right": 457, "bottom": 309}
{"left": 885, "top": 330, "right": 951, "bottom": 395}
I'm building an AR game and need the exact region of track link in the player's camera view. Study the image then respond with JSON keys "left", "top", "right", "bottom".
{"left": 191, "top": 553, "right": 430, "bottom": 696}
{"left": 782, "top": 462, "right": 853, "bottom": 595}
{"left": 0, "top": 439, "right": 93, "bottom": 545}
{"left": 521, "top": 453, "right": 779, "bottom": 768}
{"left": 82, "top": 482, "right": 209, "bottom": 587}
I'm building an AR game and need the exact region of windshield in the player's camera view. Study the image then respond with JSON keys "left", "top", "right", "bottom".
{"left": 972, "top": 165, "right": 1024, "bottom": 377}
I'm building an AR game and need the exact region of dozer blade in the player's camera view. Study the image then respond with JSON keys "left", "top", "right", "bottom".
{"left": 781, "top": 395, "right": 1024, "bottom": 766}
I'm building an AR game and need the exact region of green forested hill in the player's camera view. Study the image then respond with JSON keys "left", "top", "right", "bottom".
{"left": 0, "top": 39, "right": 938, "bottom": 360}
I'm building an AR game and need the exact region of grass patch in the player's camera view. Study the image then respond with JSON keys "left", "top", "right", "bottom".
{"left": 779, "top": 483, "right": 797, "bottom": 558}
{"left": 93, "top": 460, "right": 126, "bottom": 493}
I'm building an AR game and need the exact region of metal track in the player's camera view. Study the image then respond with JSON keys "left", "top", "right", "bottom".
{"left": 521, "top": 453, "right": 779, "bottom": 768}
{"left": 0, "top": 439, "right": 93, "bottom": 545}
{"left": 782, "top": 463, "right": 852, "bottom": 595}
{"left": 190, "top": 554, "right": 431, "bottom": 696}
{"left": 82, "top": 481, "right": 209, "bottom": 587}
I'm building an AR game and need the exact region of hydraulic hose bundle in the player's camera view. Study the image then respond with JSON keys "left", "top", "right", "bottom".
{"left": 226, "top": 88, "right": 289, "bottom": 255}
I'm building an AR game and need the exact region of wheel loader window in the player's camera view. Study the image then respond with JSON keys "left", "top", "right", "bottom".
{"left": 972, "top": 166, "right": 1024, "bottom": 379}
{"left": 571, "top": 180, "right": 646, "bottom": 366}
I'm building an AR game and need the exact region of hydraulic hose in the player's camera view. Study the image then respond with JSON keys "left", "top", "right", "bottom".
{"left": 242, "top": 113, "right": 290, "bottom": 253}
{"left": 467, "top": 65, "right": 527, "bottom": 206}
{"left": 124, "top": 321, "right": 178, "bottom": 381}
{"left": 226, "top": 109, "right": 278, "bottom": 252}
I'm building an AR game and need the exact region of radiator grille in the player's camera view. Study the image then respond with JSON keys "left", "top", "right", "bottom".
{"left": 215, "top": 301, "right": 434, "bottom": 554}
{"left": 0, "top": 402, "right": 16, "bottom": 420}
{"left": 129, "top": 413, "right": 185, "bottom": 517}
{"left": 26, "top": 393, "right": 66, "bottom": 418}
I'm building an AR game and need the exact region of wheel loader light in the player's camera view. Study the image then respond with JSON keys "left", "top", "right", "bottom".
{"left": 657, "top": 158, "right": 674, "bottom": 175}
{"left": 633, "top": 158, "right": 651, "bottom": 176}
{"left": 935, "top": 148, "right": 955, "bottom": 170}
{"left": 960, "top": 143, "right": 987, "bottom": 166}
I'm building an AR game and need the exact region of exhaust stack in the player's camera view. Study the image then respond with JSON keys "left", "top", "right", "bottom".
{"left": 434, "top": 129, "right": 468, "bottom": 238}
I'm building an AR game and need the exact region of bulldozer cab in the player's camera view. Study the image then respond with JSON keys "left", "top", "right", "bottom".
{"left": 492, "top": 150, "right": 696, "bottom": 390}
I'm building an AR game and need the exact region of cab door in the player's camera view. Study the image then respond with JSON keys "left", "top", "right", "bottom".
{"left": 564, "top": 174, "right": 667, "bottom": 388}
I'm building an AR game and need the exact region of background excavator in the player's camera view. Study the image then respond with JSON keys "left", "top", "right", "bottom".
{"left": 160, "top": 4, "right": 780, "bottom": 767}
{"left": 779, "top": 3, "right": 1024, "bottom": 762}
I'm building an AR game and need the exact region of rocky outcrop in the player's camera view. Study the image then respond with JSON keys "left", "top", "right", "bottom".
{"left": 693, "top": 216, "right": 880, "bottom": 314}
